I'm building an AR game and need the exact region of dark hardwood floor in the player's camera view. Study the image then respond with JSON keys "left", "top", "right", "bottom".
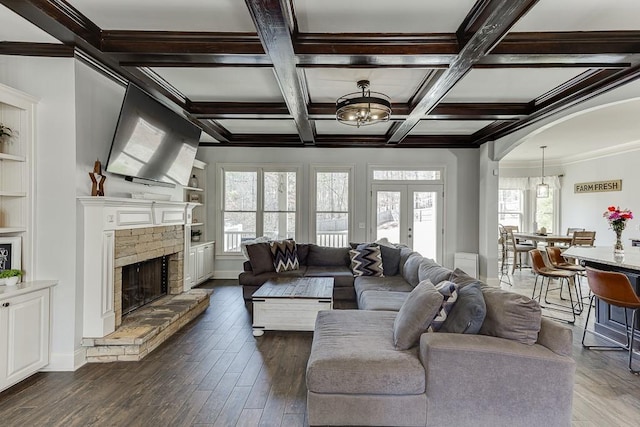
{"left": 0, "top": 275, "right": 639, "bottom": 426}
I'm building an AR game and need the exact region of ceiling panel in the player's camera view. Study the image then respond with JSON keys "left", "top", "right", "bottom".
{"left": 316, "top": 120, "right": 391, "bottom": 135}
{"left": 217, "top": 119, "right": 298, "bottom": 134}
{"left": 512, "top": 0, "right": 640, "bottom": 32}
{"left": 152, "top": 68, "right": 284, "bottom": 102}
{"left": 66, "top": 0, "right": 256, "bottom": 31}
{"left": 0, "top": 6, "right": 61, "bottom": 43}
{"left": 443, "top": 68, "right": 590, "bottom": 103}
{"left": 410, "top": 120, "right": 494, "bottom": 135}
{"left": 293, "top": 0, "right": 476, "bottom": 33}
{"left": 305, "top": 68, "right": 431, "bottom": 104}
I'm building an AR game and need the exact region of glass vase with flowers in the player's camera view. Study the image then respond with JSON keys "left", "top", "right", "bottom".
{"left": 603, "top": 206, "right": 633, "bottom": 255}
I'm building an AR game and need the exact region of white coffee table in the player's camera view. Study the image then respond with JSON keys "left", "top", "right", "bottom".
{"left": 251, "top": 277, "right": 334, "bottom": 337}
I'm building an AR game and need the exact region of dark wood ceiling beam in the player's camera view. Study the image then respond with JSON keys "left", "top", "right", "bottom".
{"left": 295, "top": 33, "right": 459, "bottom": 55}
{"left": 116, "top": 54, "right": 273, "bottom": 68}
{"left": 0, "top": 41, "right": 74, "bottom": 57}
{"left": 532, "top": 69, "right": 620, "bottom": 110}
{"left": 245, "top": 0, "right": 315, "bottom": 144}
{"left": 387, "top": 0, "right": 540, "bottom": 145}
{"left": 200, "top": 120, "right": 232, "bottom": 143}
{"left": 101, "top": 31, "right": 265, "bottom": 55}
{"left": 189, "top": 101, "right": 529, "bottom": 120}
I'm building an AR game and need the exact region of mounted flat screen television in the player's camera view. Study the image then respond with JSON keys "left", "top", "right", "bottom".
{"left": 106, "top": 84, "right": 201, "bottom": 187}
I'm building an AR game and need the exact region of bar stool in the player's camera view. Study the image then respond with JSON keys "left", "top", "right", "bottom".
{"left": 529, "top": 249, "right": 579, "bottom": 324}
{"left": 546, "top": 246, "right": 585, "bottom": 312}
{"left": 582, "top": 267, "right": 640, "bottom": 374}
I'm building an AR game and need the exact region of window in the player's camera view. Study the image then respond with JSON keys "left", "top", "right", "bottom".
{"left": 313, "top": 168, "right": 351, "bottom": 247}
{"left": 221, "top": 166, "right": 298, "bottom": 253}
{"left": 534, "top": 190, "right": 555, "bottom": 233}
{"left": 373, "top": 170, "right": 441, "bottom": 181}
{"left": 498, "top": 189, "right": 524, "bottom": 230}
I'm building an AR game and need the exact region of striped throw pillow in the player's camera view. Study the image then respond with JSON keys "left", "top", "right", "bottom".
{"left": 350, "top": 245, "right": 384, "bottom": 277}
{"left": 270, "top": 240, "right": 299, "bottom": 272}
{"left": 428, "top": 280, "right": 459, "bottom": 332}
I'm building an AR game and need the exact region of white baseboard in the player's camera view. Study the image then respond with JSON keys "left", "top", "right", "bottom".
{"left": 42, "top": 348, "right": 86, "bottom": 372}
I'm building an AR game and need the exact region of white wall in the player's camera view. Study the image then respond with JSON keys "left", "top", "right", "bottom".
{"left": 560, "top": 150, "right": 640, "bottom": 246}
{"left": 0, "top": 55, "right": 79, "bottom": 370}
{"left": 197, "top": 146, "right": 481, "bottom": 278}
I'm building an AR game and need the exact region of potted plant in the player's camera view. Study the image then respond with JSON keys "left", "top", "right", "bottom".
{"left": 0, "top": 269, "right": 22, "bottom": 286}
{"left": 191, "top": 229, "right": 202, "bottom": 242}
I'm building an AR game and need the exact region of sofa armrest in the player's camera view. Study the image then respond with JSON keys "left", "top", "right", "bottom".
{"left": 536, "top": 317, "right": 573, "bottom": 357}
{"left": 419, "top": 333, "right": 575, "bottom": 426}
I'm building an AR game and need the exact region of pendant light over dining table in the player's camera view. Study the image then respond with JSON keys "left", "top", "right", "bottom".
{"left": 537, "top": 145, "right": 549, "bottom": 198}
{"left": 336, "top": 80, "right": 391, "bottom": 128}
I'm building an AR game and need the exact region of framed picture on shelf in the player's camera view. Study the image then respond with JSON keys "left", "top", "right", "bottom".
{"left": 0, "top": 236, "right": 21, "bottom": 272}
{"left": 189, "top": 193, "right": 201, "bottom": 203}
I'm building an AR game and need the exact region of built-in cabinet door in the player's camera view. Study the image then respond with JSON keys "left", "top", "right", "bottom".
{"left": 196, "top": 246, "right": 206, "bottom": 283}
{"left": 203, "top": 243, "right": 214, "bottom": 279}
{"left": 0, "top": 288, "right": 50, "bottom": 391}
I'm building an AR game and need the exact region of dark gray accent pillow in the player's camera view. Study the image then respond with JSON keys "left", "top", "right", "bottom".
{"left": 393, "top": 280, "right": 444, "bottom": 350}
{"left": 307, "top": 244, "right": 350, "bottom": 266}
{"left": 379, "top": 245, "right": 401, "bottom": 276}
{"left": 479, "top": 286, "right": 542, "bottom": 345}
{"left": 246, "top": 242, "right": 275, "bottom": 275}
{"left": 296, "top": 243, "right": 310, "bottom": 266}
{"left": 439, "top": 282, "right": 486, "bottom": 334}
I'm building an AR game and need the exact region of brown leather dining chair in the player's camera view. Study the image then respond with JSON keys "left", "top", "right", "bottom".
{"left": 546, "top": 246, "right": 586, "bottom": 311}
{"left": 529, "top": 249, "right": 579, "bottom": 323}
{"left": 582, "top": 267, "right": 640, "bottom": 374}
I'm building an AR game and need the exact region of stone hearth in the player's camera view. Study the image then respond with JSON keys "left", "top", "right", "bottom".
{"left": 82, "top": 289, "right": 211, "bottom": 362}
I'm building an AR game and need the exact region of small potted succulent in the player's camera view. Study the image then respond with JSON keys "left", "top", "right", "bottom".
{"left": 191, "top": 229, "right": 202, "bottom": 242}
{"left": 0, "top": 269, "right": 22, "bottom": 286}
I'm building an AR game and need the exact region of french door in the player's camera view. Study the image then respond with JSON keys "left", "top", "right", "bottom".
{"left": 372, "top": 184, "right": 443, "bottom": 262}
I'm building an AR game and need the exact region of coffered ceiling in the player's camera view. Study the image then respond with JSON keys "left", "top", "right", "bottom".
{"left": 1, "top": 0, "right": 639, "bottom": 150}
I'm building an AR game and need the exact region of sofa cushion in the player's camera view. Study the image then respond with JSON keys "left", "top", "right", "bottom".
{"left": 239, "top": 268, "right": 307, "bottom": 288}
{"left": 393, "top": 280, "right": 444, "bottom": 350}
{"left": 305, "top": 266, "right": 354, "bottom": 288}
{"left": 307, "top": 310, "right": 426, "bottom": 395}
{"left": 359, "top": 290, "right": 408, "bottom": 311}
{"left": 401, "top": 253, "right": 423, "bottom": 286}
{"left": 270, "top": 240, "right": 299, "bottom": 272}
{"left": 307, "top": 244, "right": 350, "bottom": 267}
{"left": 428, "top": 280, "right": 459, "bottom": 332}
{"left": 449, "top": 268, "right": 480, "bottom": 289}
{"left": 246, "top": 242, "right": 275, "bottom": 275}
{"left": 350, "top": 245, "right": 384, "bottom": 277}
{"left": 418, "top": 259, "right": 454, "bottom": 286}
{"left": 479, "top": 286, "right": 542, "bottom": 345}
{"left": 439, "top": 282, "right": 485, "bottom": 334}
{"left": 296, "top": 243, "right": 310, "bottom": 266}
{"left": 354, "top": 275, "right": 414, "bottom": 297}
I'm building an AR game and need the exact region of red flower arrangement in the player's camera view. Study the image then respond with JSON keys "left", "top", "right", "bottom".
{"left": 603, "top": 206, "right": 633, "bottom": 232}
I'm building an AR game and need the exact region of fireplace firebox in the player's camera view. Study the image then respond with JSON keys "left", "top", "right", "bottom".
{"left": 121, "top": 256, "right": 168, "bottom": 316}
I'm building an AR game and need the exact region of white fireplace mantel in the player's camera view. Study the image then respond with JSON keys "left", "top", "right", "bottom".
{"left": 78, "top": 197, "right": 195, "bottom": 338}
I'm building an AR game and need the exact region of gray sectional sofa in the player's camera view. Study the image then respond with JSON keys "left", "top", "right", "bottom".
{"left": 240, "top": 241, "right": 576, "bottom": 426}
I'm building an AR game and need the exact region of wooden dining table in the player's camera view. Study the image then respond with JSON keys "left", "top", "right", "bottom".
{"left": 512, "top": 232, "right": 573, "bottom": 247}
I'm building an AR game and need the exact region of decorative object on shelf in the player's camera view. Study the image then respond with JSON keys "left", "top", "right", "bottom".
{"left": 189, "top": 193, "right": 201, "bottom": 203}
{"left": 539, "top": 226, "right": 547, "bottom": 235}
{"left": 0, "top": 124, "right": 12, "bottom": 138}
{"left": 536, "top": 145, "right": 549, "bottom": 198}
{"left": 191, "top": 229, "right": 202, "bottom": 242}
{"left": 0, "top": 268, "right": 22, "bottom": 286}
{"left": 603, "top": 205, "right": 633, "bottom": 255}
{"left": 336, "top": 80, "right": 391, "bottom": 128}
{"left": 89, "top": 159, "right": 106, "bottom": 196}
{"left": 0, "top": 236, "right": 21, "bottom": 273}
{"left": 189, "top": 174, "right": 199, "bottom": 188}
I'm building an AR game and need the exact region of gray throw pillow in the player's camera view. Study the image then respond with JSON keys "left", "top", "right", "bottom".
{"left": 449, "top": 268, "right": 479, "bottom": 289}
{"left": 479, "top": 286, "right": 542, "bottom": 345}
{"left": 246, "top": 242, "right": 275, "bottom": 275}
{"left": 439, "top": 282, "right": 486, "bottom": 334}
{"left": 379, "top": 245, "right": 401, "bottom": 276}
{"left": 401, "top": 254, "right": 423, "bottom": 287}
{"left": 393, "top": 280, "right": 444, "bottom": 350}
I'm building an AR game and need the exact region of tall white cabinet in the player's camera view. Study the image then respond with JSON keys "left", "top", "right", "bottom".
{"left": 184, "top": 159, "right": 214, "bottom": 290}
{"left": 0, "top": 83, "right": 56, "bottom": 392}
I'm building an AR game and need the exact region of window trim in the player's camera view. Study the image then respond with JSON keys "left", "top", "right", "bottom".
{"left": 310, "top": 165, "right": 354, "bottom": 246}
{"left": 217, "top": 163, "right": 301, "bottom": 257}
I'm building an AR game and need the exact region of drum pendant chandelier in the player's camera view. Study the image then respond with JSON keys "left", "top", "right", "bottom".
{"left": 336, "top": 80, "right": 392, "bottom": 127}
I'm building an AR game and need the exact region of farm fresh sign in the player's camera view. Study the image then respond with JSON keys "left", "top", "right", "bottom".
{"left": 574, "top": 180, "right": 622, "bottom": 193}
